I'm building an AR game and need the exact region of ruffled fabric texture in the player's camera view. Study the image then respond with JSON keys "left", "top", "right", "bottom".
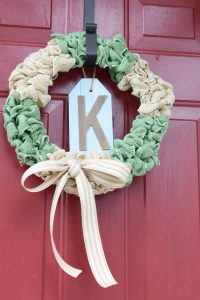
{"left": 8, "top": 32, "right": 138, "bottom": 109}
{"left": 118, "top": 58, "right": 175, "bottom": 117}
{"left": 4, "top": 93, "right": 58, "bottom": 166}
{"left": 4, "top": 33, "right": 174, "bottom": 182}
{"left": 51, "top": 32, "right": 138, "bottom": 82}
{"left": 9, "top": 44, "right": 75, "bottom": 107}
{"left": 110, "top": 115, "right": 168, "bottom": 180}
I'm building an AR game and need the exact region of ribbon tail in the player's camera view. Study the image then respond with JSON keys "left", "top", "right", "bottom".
{"left": 50, "top": 172, "right": 82, "bottom": 278}
{"left": 76, "top": 170, "right": 118, "bottom": 288}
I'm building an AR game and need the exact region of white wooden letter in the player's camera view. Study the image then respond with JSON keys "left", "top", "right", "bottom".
{"left": 69, "top": 79, "right": 113, "bottom": 152}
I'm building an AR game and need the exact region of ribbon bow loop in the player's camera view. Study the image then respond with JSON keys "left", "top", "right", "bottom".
{"left": 21, "top": 154, "right": 131, "bottom": 288}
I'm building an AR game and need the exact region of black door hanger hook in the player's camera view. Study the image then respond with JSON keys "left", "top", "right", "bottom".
{"left": 84, "top": 0, "right": 97, "bottom": 67}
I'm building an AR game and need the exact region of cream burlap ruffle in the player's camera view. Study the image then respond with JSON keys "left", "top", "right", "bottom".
{"left": 9, "top": 44, "right": 75, "bottom": 107}
{"left": 118, "top": 57, "right": 175, "bottom": 117}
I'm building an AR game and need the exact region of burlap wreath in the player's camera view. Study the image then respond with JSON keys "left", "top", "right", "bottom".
{"left": 3, "top": 32, "right": 175, "bottom": 288}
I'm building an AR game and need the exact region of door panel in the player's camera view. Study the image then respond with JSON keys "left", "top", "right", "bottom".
{"left": 0, "top": 0, "right": 68, "bottom": 45}
{"left": 0, "top": 1, "right": 200, "bottom": 300}
{"left": 145, "top": 108, "right": 200, "bottom": 300}
{"left": 129, "top": 0, "right": 200, "bottom": 54}
{"left": 0, "top": 99, "right": 63, "bottom": 300}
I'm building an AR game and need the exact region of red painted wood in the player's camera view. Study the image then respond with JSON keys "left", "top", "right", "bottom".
{"left": 0, "top": 0, "right": 51, "bottom": 28}
{"left": 146, "top": 114, "right": 200, "bottom": 299}
{"left": 68, "top": 0, "right": 124, "bottom": 37}
{"left": 0, "top": 99, "right": 63, "bottom": 300}
{"left": 143, "top": 6, "right": 194, "bottom": 38}
{"left": 0, "top": 1, "right": 200, "bottom": 300}
{"left": 0, "top": 0, "right": 68, "bottom": 46}
{"left": 129, "top": 0, "right": 200, "bottom": 55}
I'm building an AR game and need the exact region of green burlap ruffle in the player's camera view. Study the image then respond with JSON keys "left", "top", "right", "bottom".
{"left": 110, "top": 115, "right": 168, "bottom": 182}
{"left": 51, "top": 32, "right": 138, "bottom": 83}
{"left": 4, "top": 93, "right": 57, "bottom": 166}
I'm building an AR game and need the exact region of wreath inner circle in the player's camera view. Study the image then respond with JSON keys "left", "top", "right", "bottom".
{"left": 3, "top": 32, "right": 175, "bottom": 288}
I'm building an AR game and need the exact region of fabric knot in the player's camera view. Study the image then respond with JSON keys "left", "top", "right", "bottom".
{"left": 67, "top": 159, "right": 81, "bottom": 178}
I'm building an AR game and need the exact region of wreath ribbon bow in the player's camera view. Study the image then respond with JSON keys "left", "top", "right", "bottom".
{"left": 21, "top": 157, "right": 131, "bottom": 288}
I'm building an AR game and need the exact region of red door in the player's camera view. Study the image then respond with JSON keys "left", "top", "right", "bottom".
{"left": 0, "top": 0, "right": 200, "bottom": 299}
